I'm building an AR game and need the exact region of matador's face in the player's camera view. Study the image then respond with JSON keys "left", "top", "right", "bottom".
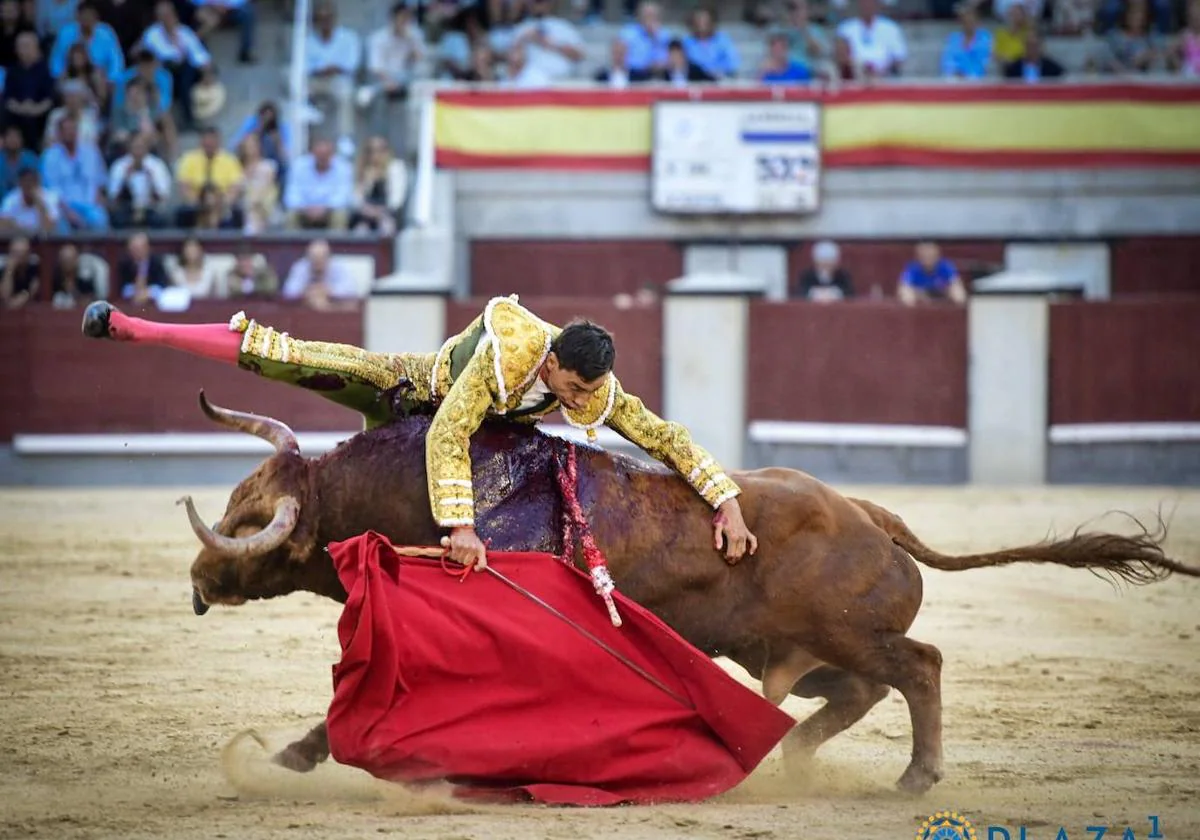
{"left": 542, "top": 353, "right": 607, "bottom": 412}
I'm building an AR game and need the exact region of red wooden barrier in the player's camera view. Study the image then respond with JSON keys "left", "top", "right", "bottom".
{"left": 470, "top": 242, "right": 681, "bottom": 300}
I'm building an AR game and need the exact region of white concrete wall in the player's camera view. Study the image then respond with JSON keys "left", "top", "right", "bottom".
{"left": 365, "top": 295, "right": 446, "bottom": 355}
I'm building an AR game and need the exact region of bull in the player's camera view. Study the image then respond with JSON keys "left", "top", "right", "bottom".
{"left": 182, "top": 393, "right": 1198, "bottom": 795}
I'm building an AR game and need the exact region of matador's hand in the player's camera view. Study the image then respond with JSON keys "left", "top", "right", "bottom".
{"left": 441, "top": 526, "right": 488, "bottom": 572}
{"left": 713, "top": 498, "right": 758, "bottom": 565}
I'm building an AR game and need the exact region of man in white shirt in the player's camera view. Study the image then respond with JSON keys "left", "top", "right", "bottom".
{"left": 282, "top": 239, "right": 361, "bottom": 311}
{"left": 107, "top": 135, "right": 172, "bottom": 229}
{"left": 507, "top": 0, "right": 583, "bottom": 83}
{"left": 140, "top": 0, "right": 212, "bottom": 130}
{"left": 284, "top": 138, "right": 353, "bottom": 231}
{"left": 306, "top": 3, "right": 362, "bottom": 144}
{"left": 836, "top": 0, "right": 907, "bottom": 76}
{"left": 361, "top": 1, "right": 425, "bottom": 108}
{"left": 0, "top": 167, "right": 64, "bottom": 234}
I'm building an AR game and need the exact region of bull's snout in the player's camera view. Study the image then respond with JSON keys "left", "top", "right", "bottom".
{"left": 192, "top": 588, "right": 210, "bottom": 616}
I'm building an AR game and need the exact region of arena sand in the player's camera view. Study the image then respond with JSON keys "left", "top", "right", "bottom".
{"left": 1, "top": 486, "right": 1198, "bottom": 840}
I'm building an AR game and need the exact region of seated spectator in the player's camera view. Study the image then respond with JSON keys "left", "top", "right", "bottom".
{"left": 225, "top": 247, "right": 278, "bottom": 298}
{"left": 108, "top": 134, "right": 171, "bottom": 228}
{"left": 52, "top": 243, "right": 101, "bottom": 308}
{"left": 595, "top": 38, "right": 649, "bottom": 86}
{"left": 993, "top": 2, "right": 1032, "bottom": 67}
{"left": 507, "top": 0, "right": 584, "bottom": 84}
{"left": 37, "top": 0, "right": 80, "bottom": 40}
{"left": 504, "top": 42, "right": 550, "bottom": 87}
{"left": 305, "top": 3, "right": 362, "bottom": 148}
{"left": 106, "top": 79, "right": 161, "bottom": 159}
{"left": 49, "top": 0, "right": 123, "bottom": 82}
{"left": 229, "top": 100, "right": 290, "bottom": 173}
{"left": 44, "top": 79, "right": 101, "bottom": 148}
{"left": 832, "top": 34, "right": 862, "bottom": 80}
{"left": 1052, "top": 0, "right": 1094, "bottom": 35}
{"left": 1173, "top": 0, "right": 1200, "bottom": 75}
{"left": 40, "top": 115, "right": 108, "bottom": 230}
{"left": 0, "top": 165, "right": 62, "bottom": 233}
{"left": 0, "top": 0, "right": 35, "bottom": 80}
{"left": 1098, "top": 0, "right": 1171, "bottom": 35}
{"left": 993, "top": 0, "right": 1044, "bottom": 24}
{"left": 192, "top": 182, "right": 238, "bottom": 230}
{"left": 284, "top": 137, "right": 352, "bottom": 231}
{"left": 3, "top": 31, "right": 54, "bottom": 149}
{"left": 941, "top": 3, "right": 992, "bottom": 79}
{"left": 175, "top": 127, "right": 244, "bottom": 228}
{"left": 620, "top": 1, "right": 672, "bottom": 75}
{"left": 1090, "top": 0, "right": 1165, "bottom": 73}
{"left": 169, "top": 236, "right": 225, "bottom": 297}
{"left": 62, "top": 41, "right": 109, "bottom": 107}
{"left": 760, "top": 31, "right": 813, "bottom": 82}
{"left": 463, "top": 42, "right": 499, "bottom": 81}
{"left": 794, "top": 240, "right": 854, "bottom": 302}
{"left": 192, "top": 0, "right": 256, "bottom": 64}
{"left": 94, "top": 0, "right": 155, "bottom": 58}
{"left": 837, "top": 0, "right": 906, "bottom": 77}
{"left": 116, "top": 231, "right": 170, "bottom": 304}
{"left": 651, "top": 38, "right": 716, "bottom": 83}
{"left": 779, "top": 0, "right": 829, "bottom": 75}
{"left": 360, "top": 2, "right": 425, "bottom": 111}
{"left": 898, "top": 241, "right": 967, "bottom": 305}
{"left": 1004, "top": 30, "right": 1065, "bottom": 79}
{"left": 0, "top": 235, "right": 40, "bottom": 308}
{"left": 113, "top": 49, "right": 174, "bottom": 126}
{"left": 138, "top": 0, "right": 211, "bottom": 131}
{"left": 682, "top": 5, "right": 739, "bottom": 78}
{"left": 0, "top": 125, "right": 38, "bottom": 198}
{"left": 282, "top": 239, "right": 360, "bottom": 311}
{"left": 434, "top": 8, "right": 482, "bottom": 81}
{"left": 238, "top": 133, "right": 278, "bottom": 234}
{"left": 350, "top": 135, "right": 406, "bottom": 236}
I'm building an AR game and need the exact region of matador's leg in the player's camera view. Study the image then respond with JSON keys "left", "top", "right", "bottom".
{"left": 81, "top": 301, "right": 435, "bottom": 429}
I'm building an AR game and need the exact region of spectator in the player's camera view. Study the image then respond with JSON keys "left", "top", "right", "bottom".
{"left": 284, "top": 137, "right": 353, "bottom": 231}
{"left": 48, "top": 0, "right": 123, "bottom": 82}
{"left": 941, "top": 3, "right": 992, "bottom": 79}
{"left": 620, "top": 1, "right": 671, "bottom": 75}
{"left": 1173, "top": 0, "right": 1200, "bottom": 75}
{"left": 238, "top": 133, "right": 278, "bottom": 234}
{"left": 1004, "top": 30, "right": 1065, "bottom": 79}
{"left": 832, "top": 34, "right": 862, "bottom": 79}
{"left": 1098, "top": 0, "right": 1171, "bottom": 35}
{"left": 0, "top": 165, "right": 61, "bottom": 232}
{"left": 94, "top": 0, "right": 155, "bottom": 57}
{"left": 993, "top": 2, "right": 1032, "bottom": 67}
{"left": 305, "top": 3, "right": 362, "bottom": 148}
{"left": 229, "top": 100, "right": 290, "bottom": 173}
{"left": 507, "top": 0, "right": 584, "bottom": 84}
{"left": 0, "top": 235, "right": 40, "bottom": 308}
{"left": 1091, "top": 0, "right": 1165, "bottom": 72}
{"left": 350, "top": 135, "right": 406, "bottom": 236}
{"left": 224, "top": 247, "right": 278, "bottom": 298}
{"left": 192, "top": 182, "right": 236, "bottom": 229}
{"left": 682, "top": 5, "right": 739, "bottom": 78}
{"left": 36, "top": 0, "right": 80, "bottom": 38}
{"left": 106, "top": 79, "right": 161, "bottom": 159}
{"left": 192, "top": 0, "right": 256, "bottom": 64}
{"left": 795, "top": 240, "right": 854, "bottom": 302}
{"left": 113, "top": 49, "right": 174, "bottom": 119}
{"left": 898, "top": 241, "right": 967, "bottom": 305}
{"left": 504, "top": 42, "right": 550, "bottom": 87}
{"left": 107, "top": 134, "right": 171, "bottom": 228}
{"left": 44, "top": 78, "right": 101, "bottom": 147}
{"left": 1052, "top": 0, "right": 1094, "bottom": 34}
{"left": 40, "top": 114, "right": 108, "bottom": 230}
{"left": 0, "top": 126, "right": 38, "bottom": 198}
{"left": 651, "top": 37, "right": 716, "bottom": 83}
{"left": 63, "top": 42, "right": 109, "bottom": 106}
{"left": 116, "top": 231, "right": 170, "bottom": 304}
{"left": 993, "top": 0, "right": 1044, "bottom": 23}
{"left": 463, "top": 42, "right": 499, "bottom": 81}
{"left": 760, "top": 31, "right": 813, "bottom": 81}
{"left": 282, "top": 238, "right": 360, "bottom": 311}
{"left": 138, "top": 0, "right": 211, "bottom": 131}
{"left": 837, "top": 0, "right": 905, "bottom": 76}
{"left": 3, "top": 31, "right": 54, "bottom": 149}
{"left": 595, "top": 38, "right": 650, "bottom": 85}
{"left": 52, "top": 243, "right": 101, "bottom": 307}
{"left": 434, "top": 8, "right": 484, "bottom": 81}
{"left": 360, "top": 2, "right": 425, "bottom": 111}
{"left": 169, "top": 236, "right": 225, "bottom": 297}
{"left": 1, "top": 0, "right": 37, "bottom": 72}
{"left": 779, "top": 0, "right": 829, "bottom": 75}
{"left": 175, "top": 126, "right": 244, "bottom": 228}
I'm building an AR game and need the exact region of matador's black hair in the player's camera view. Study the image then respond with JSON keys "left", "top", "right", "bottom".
{"left": 551, "top": 320, "right": 615, "bottom": 382}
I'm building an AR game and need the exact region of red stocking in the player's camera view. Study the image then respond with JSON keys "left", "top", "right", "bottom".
{"left": 106, "top": 310, "right": 242, "bottom": 365}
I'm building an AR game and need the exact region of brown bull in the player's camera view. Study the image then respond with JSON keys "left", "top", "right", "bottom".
{"left": 182, "top": 394, "right": 1198, "bottom": 795}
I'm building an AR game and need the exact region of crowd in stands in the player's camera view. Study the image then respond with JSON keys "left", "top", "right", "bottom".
{"left": 791, "top": 239, "right": 970, "bottom": 304}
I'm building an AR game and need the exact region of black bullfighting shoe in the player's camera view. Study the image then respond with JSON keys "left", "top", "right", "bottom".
{"left": 81, "top": 300, "right": 116, "bottom": 339}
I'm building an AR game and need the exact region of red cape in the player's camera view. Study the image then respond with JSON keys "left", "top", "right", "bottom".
{"left": 325, "top": 532, "right": 795, "bottom": 806}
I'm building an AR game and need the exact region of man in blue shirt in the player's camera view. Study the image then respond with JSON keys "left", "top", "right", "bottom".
{"left": 760, "top": 31, "right": 812, "bottom": 82}
{"left": 682, "top": 6, "right": 738, "bottom": 78}
{"left": 619, "top": 1, "right": 671, "bottom": 74}
{"left": 940, "top": 2, "right": 992, "bottom": 79}
{"left": 0, "top": 125, "right": 39, "bottom": 198}
{"left": 40, "top": 115, "right": 109, "bottom": 230}
{"left": 112, "top": 49, "right": 174, "bottom": 116}
{"left": 899, "top": 241, "right": 967, "bottom": 305}
{"left": 49, "top": 0, "right": 124, "bottom": 81}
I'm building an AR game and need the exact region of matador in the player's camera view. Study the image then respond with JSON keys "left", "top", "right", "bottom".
{"left": 81, "top": 295, "right": 758, "bottom": 569}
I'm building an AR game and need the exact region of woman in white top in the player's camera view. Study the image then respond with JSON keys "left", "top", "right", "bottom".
{"left": 349, "top": 135, "right": 407, "bottom": 236}
{"left": 169, "top": 237, "right": 226, "bottom": 298}
{"left": 238, "top": 133, "right": 280, "bottom": 235}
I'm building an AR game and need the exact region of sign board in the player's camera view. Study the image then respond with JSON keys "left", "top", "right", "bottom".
{"left": 651, "top": 100, "right": 822, "bottom": 215}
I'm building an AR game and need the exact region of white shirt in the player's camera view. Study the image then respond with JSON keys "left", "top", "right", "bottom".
{"left": 511, "top": 17, "right": 583, "bottom": 81}
{"left": 509, "top": 62, "right": 554, "bottom": 88}
{"left": 139, "top": 22, "right": 212, "bottom": 67}
{"left": 836, "top": 15, "right": 907, "bottom": 73}
{"left": 107, "top": 154, "right": 172, "bottom": 209}
{"left": 284, "top": 154, "right": 354, "bottom": 211}
{"left": 282, "top": 257, "right": 360, "bottom": 300}
{"left": 367, "top": 23, "right": 425, "bottom": 84}
{"left": 307, "top": 26, "right": 362, "bottom": 77}
{"left": 0, "top": 187, "right": 63, "bottom": 230}
{"left": 517, "top": 375, "right": 552, "bottom": 411}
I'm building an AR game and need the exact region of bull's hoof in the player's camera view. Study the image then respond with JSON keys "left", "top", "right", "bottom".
{"left": 82, "top": 301, "right": 116, "bottom": 339}
{"left": 272, "top": 744, "right": 320, "bottom": 773}
{"left": 895, "top": 761, "right": 943, "bottom": 795}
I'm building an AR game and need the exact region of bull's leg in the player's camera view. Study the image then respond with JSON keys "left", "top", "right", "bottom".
{"left": 272, "top": 721, "right": 330, "bottom": 773}
{"left": 782, "top": 666, "right": 889, "bottom": 775}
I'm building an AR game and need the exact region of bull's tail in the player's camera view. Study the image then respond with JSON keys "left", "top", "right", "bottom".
{"left": 849, "top": 497, "right": 1200, "bottom": 585}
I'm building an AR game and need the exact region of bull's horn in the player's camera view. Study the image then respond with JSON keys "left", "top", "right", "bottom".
{"left": 198, "top": 391, "right": 299, "bottom": 454}
{"left": 178, "top": 495, "right": 300, "bottom": 558}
